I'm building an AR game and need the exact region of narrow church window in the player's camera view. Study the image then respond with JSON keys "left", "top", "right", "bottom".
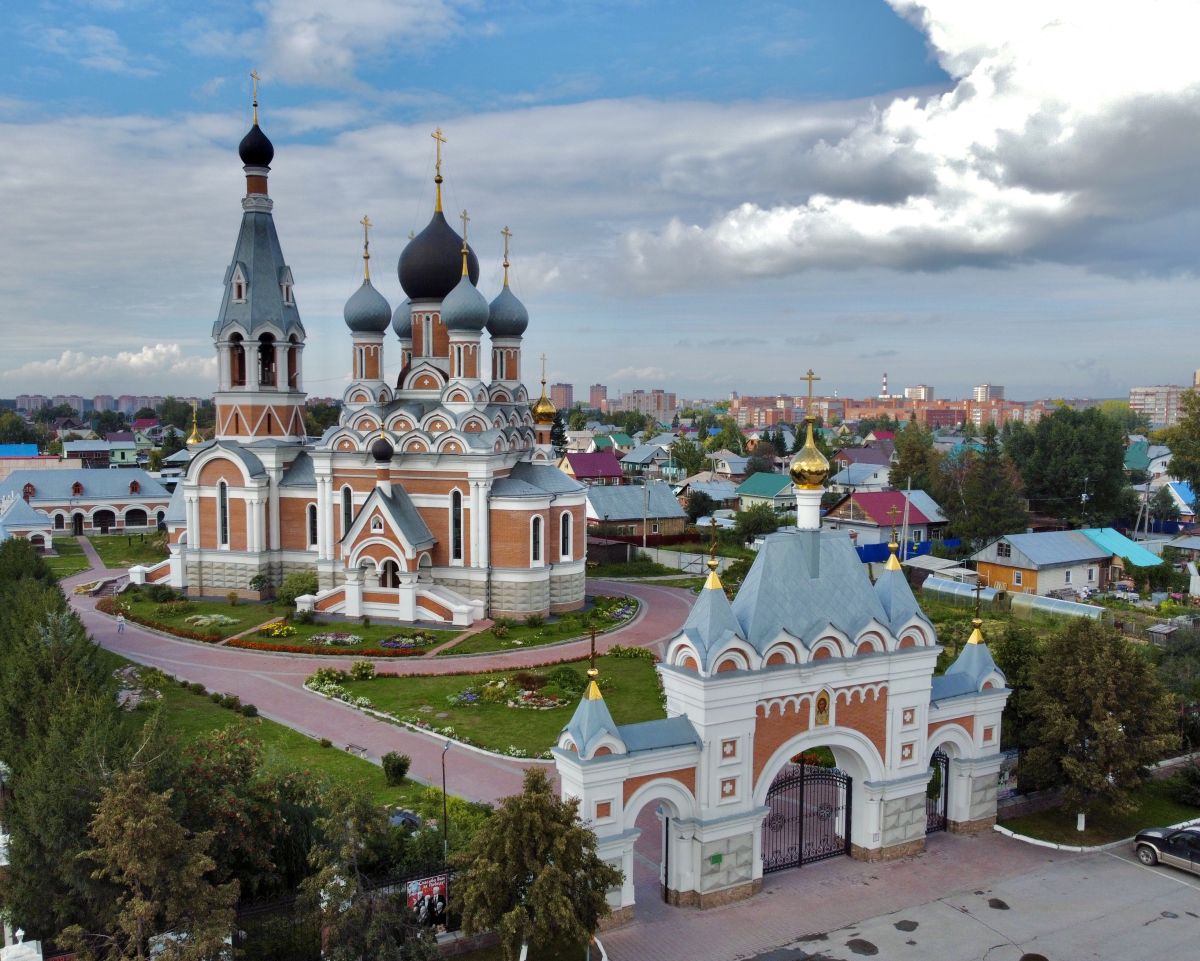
{"left": 234, "top": 280, "right": 246, "bottom": 302}
{"left": 307, "top": 503, "right": 317, "bottom": 548}
{"left": 281, "top": 283, "right": 293, "bottom": 305}
{"left": 560, "top": 511, "right": 571, "bottom": 561}
{"left": 218, "top": 481, "right": 229, "bottom": 547}
{"left": 230, "top": 334, "right": 246, "bottom": 387}
{"left": 341, "top": 487, "right": 353, "bottom": 536}
{"left": 287, "top": 335, "right": 299, "bottom": 388}
{"left": 423, "top": 316, "right": 432, "bottom": 355}
{"left": 258, "top": 333, "right": 277, "bottom": 387}
{"left": 531, "top": 516, "right": 542, "bottom": 563}
{"left": 451, "top": 490, "right": 463, "bottom": 561}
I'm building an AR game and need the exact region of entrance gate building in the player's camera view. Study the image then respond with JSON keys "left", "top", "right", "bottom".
{"left": 555, "top": 412, "right": 1011, "bottom": 924}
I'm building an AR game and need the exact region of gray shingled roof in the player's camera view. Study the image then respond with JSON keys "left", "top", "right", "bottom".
{"left": 562, "top": 691, "right": 624, "bottom": 757}
{"left": 376, "top": 487, "right": 435, "bottom": 550}
{"left": 279, "top": 452, "right": 315, "bottom": 488}
{"left": 212, "top": 208, "right": 304, "bottom": 340}
{"left": 586, "top": 482, "right": 685, "bottom": 521}
{"left": 187, "top": 441, "right": 265, "bottom": 479}
{"left": 617, "top": 716, "right": 701, "bottom": 754}
{"left": 732, "top": 529, "right": 888, "bottom": 650}
{"left": 982, "top": 531, "right": 1108, "bottom": 567}
{"left": 497, "top": 462, "right": 585, "bottom": 497}
{"left": 0, "top": 496, "right": 52, "bottom": 534}
{"left": 0, "top": 469, "right": 169, "bottom": 500}
{"left": 163, "top": 483, "right": 186, "bottom": 525}
{"left": 931, "top": 642, "right": 1004, "bottom": 701}
{"left": 681, "top": 581, "right": 745, "bottom": 670}
{"left": 872, "top": 566, "right": 928, "bottom": 632}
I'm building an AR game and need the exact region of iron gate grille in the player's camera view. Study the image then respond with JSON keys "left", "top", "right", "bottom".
{"left": 761, "top": 762, "right": 852, "bottom": 873}
{"left": 926, "top": 749, "right": 949, "bottom": 833}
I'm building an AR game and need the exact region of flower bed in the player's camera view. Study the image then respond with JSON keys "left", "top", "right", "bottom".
{"left": 258, "top": 619, "right": 298, "bottom": 638}
{"left": 311, "top": 631, "right": 363, "bottom": 647}
{"left": 227, "top": 637, "right": 430, "bottom": 657}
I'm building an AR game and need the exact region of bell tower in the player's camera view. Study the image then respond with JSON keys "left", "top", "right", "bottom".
{"left": 211, "top": 72, "right": 307, "bottom": 442}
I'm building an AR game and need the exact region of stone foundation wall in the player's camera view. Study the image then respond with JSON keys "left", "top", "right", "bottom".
{"left": 879, "top": 791, "right": 927, "bottom": 850}
{"left": 490, "top": 574, "right": 550, "bottom": 618}
{"left": 185, "top": 555, "right": 313, "bottom": 599}
{"left": 967, "top": 771, "right": 1000, "bottom": 823}
{"left": 948, "top": 815, "right": 996, "bottom": 834}
{"left": 697, "top": 878, "right": 761, "bottom": 908}
{"left": 433, "top": 574, "right": 488, "bottom": 604}
{"left": 850, "top": 837, "right": 926, "bottom": 862}
{"left": 699, "top": 832, "right": 754, "bottom": 893}
{"left": 549, "top": 568, "right": 586, "bottom": 612}
{"left": 598, "top": 905, "right": 635, "bottom": 930}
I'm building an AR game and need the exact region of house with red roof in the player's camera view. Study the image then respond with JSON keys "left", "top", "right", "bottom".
{"left": 557, "top": 450, "right": 624, "bottom": 486}
{"left": 821, "top": 489, "right": 949, "bottom": 547}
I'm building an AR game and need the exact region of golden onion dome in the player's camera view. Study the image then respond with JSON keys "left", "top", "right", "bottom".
{"left": 788, "top": 418, "right": 830, "bottom": 489}
{"left": 531, "top": 382, "right": 557, "bottom": 426}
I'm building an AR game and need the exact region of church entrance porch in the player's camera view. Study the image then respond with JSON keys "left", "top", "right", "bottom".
{"left": 761, "top": 761, "right": 851, "bottom": 873}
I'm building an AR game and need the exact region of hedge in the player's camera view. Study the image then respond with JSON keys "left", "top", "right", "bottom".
{"left": 225, "top": 638, "right": 428, "bottom": 657}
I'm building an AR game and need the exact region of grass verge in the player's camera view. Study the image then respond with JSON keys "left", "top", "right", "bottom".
{"left": 1000, "top": 777, "right": 1199, "bottom": 846}
{"left": 338, "top": 652, "right": 664, "bottom": 758}
{"left": 239, "top": 620, "right": 456, "bottom": 656}
{"left": 112, "top": 592, "right": 274, "bottom": 640}
{"left": 47, "top": 538, "right": 90, "bottom": 579}
{"left": 87, "top": 532, "right": 170, "bottom": 568}
{"left": 588, "top": 558, "right": 680, "bottom": 577}
{"left": 105, "top": 649, "right": 424, "bottom": 808}
{"left": 439, "top": 597, "right": 636, "bottom": 657}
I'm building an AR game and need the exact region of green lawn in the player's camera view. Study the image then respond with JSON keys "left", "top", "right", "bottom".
{"left": 438, "top": 598, "right": 637, "bottom": 657}
{"left": 647, "top": 576, "right": 705, "bottom": 591}
{"left": 47, "top": 538, "right": 90, "bottom": 579}
{"left": 589, "top": 558, "right": 680, "bottom": 577}
{"left": 1000, "top": 778, "right": 1199, "bottom": 846}
{"left": 659, "top": 540, "right": 756, "bottom": 560}
{"left": 117, "top": 591, "right": 276, "bottom": 639}
{"left": 340, "top": 653, "right": 664, "bottom": 757}
{"left": 117, "top": 653, "right": 424, "bottom": 808}
{"left": 87, "top": 532, "right": 170, "bottom": 568}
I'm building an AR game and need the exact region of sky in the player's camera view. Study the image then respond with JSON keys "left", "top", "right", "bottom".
{"left": 2, "top": 0, "right": 1199, "bottom": 403}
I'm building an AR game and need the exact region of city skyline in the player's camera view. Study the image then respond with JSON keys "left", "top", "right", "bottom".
{"left": 3, "top": 2, "right": 1200, "bottom": 399}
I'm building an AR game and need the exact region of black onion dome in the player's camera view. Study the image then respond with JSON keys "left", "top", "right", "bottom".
{"left": 239, "top": 123, "right": 275, "bottom": 167}
{"left": 398, "top": 210, "right": 479, "bottom": 301}
{"left": 370, "top": 434, "right": 394, "bottom": 462}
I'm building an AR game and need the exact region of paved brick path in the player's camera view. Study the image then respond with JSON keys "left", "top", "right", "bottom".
{"left": 65, "top": 563, "right": 691, "bottom": 804}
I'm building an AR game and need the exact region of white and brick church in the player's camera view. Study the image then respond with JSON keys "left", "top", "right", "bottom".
{"left": 149, "top": 98, "right": 585, "bottom": 624}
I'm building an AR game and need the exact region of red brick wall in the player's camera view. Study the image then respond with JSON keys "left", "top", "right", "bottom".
{"left": 753, "top": 698, "right": 812, "bottom": 784}
{"left": 622, "top": 767, "right": 697, "bottom": 805}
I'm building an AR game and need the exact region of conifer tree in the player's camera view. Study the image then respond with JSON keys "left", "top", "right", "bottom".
{"left": 950, "top": 424, "right": 1028, "bottom": 546}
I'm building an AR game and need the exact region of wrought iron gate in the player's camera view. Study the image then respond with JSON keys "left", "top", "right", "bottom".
{"left": 926, "top": 749, "right": 949, "bottom": 833}
{"left": 761, "top": 762, "right": 852, "bottom": 873}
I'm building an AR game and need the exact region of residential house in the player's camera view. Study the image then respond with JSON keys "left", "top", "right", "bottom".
{"left": 736, "top": 472, "right": 795, "bottom": 512}
{"left": 586, "top": 481, "right": 687, "bottom": 538}
{"left": 51, "top": 416, "right": 94, "bottom": 440}
{"left": 620, "top": 443, "right": 672, "bottom": 480}
{"left": 831, "top": 446, "right": 892, "bottom": 470}
{"left": 0, "top": 468, "right": 171, "bottom": 535}
{"left": 1124, "top": 439, "right": 1173, "bottom": 486}
{"left": 63, "top": 440, "right": 112, "bottom": 469}
{"left": 564, "top": 430, "right": 595, "bottom": 453}
{"left": 590, "top": 431, "right": 634, "bottom": 455}
{"left": 674, "top": 475, "right": 739, "bottom": 511}
{"left": 821, "top": 490, "right": 948, "bottom": 546}
{"left": 828, "top": 462, "right": 892, "bottom": 493}
{"left": 708, "top": 451, "right": 750, "bottom": 481}
{"left": 1162, "top": 481, "right": 1196, "bottom": 524}
{"left": 558, "top": 451, "right": 624, "bottom": 486}
{"left": 971, "top": 528, "right": 1161, "bottom": 596}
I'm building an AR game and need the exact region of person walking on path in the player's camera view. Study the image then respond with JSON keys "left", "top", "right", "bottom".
{"left": 116, "top": 612, "right": 125, "bottom": 633}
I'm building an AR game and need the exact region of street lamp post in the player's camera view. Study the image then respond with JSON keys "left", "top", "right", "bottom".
{"left": 441, "top": 740, "right": 451, "bottom": 872}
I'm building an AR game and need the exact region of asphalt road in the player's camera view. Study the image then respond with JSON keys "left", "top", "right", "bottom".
{"left": 744, "top": 847, "right": 1199, "bottom": 961}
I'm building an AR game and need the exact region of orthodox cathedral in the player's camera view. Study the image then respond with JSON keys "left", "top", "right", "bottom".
{"left": 161, "top": 97, "right": 586, "bottom": 624}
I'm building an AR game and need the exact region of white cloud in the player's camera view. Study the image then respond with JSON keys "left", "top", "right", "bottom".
{"left": 610, "top": 366, "right": 668, "bottom": 381}
{"left": 36, "top": 24, "right": 159, "bottom": 77}
{"left": 4, "top": 345, "right": 216, "bottom": 392}
{"left": 621, "top": 0, "right": 1200, "bottom": 289}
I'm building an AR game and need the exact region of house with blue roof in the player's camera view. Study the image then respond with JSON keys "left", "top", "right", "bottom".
{"left": 972, "top": 527, "right": 1161, "bottom": 596}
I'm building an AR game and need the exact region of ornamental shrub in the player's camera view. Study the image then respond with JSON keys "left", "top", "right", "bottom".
{"left": 513, "top": 671, "right": 547, "bottom": 690}
{"left": 524, "top": 614, "right": 545, "bottom": 628}
{"left": 382, "top": 751, "right": 411, "bottom": 785}
{"left": 608, "top": 644, "right": 655, "bottom": 660}
{"left": 187, "top": 681, "right": 206, "bottom": 695}
{"left": 547, "top": 666, "right": 586, "bottom": 696}
{"left": 240, "top": 703, "right": 258, "bottom": 717}
{"left": 220, "top": 694, "right": 242, "bottom": 711}
{"left": 277, "top": 570, "right": 319, "bottom": 608}
{"left": 318, "top": 737, "right": 332, "bottom": 748}
{"left": 491, "top": 623, "right": 509, "bottom": 639}
{"left": 349, "top": 660, "right": 376, "bottom": 681}
{"left": 226, "top": 591, "right": 239, "bottom": 607}
{"left": 144, "top": 583, "right": 178, "bottom": 603}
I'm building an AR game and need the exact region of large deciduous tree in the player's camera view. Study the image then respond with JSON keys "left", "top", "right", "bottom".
{"left": 456, "top": 769, "right": 622, "bottom": 961}
{"left": 889, "top": 417, "right": 940, "bottom": 493}
{"left": 1160, "top": 390, "right": 1200, "bottom": 496}
{"left": 948, "top": 424, "right": 1028, "bottom": 547}
{"left": 670, "top": 435, "right": 706, "bottom": 478}
{"left": 1023, "top": 620, "right": 1178, "bottom": 829}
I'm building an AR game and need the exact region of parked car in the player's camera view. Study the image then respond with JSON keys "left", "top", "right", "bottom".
{"left": 1132, "top": 826, "right": 1200, "bottom": 875}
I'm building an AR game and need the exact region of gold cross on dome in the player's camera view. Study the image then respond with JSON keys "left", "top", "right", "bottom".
{"left": 359, "top": 215, "right": 373, "bottom": 280}
{"left": 250, "top": 69, "right": 260, "bottom": 123}
{"left": 802, "top": 368, "right": 820, "bottom": 405}
{"left": 540, "top": 353, "right": 547, "bottom": 382}
{"left": 431, "top": 127, "right": 446, "bottom": 177}
{"left": 501, "top": 226, "right": 512, "bottom": 285}
{"left": 886, "top": 504, "right": 901, "bottom": 542}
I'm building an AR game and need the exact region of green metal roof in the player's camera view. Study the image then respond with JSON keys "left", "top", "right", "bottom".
{"left": 1080, "top": 527, "right": 1162, "bottom": 567}
{"left": 735, "top": 471, "right": 793, "bottom": 498}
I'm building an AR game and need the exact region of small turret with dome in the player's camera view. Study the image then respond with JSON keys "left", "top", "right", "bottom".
{"left": 790, "top": 368, "right": 830, "bottom": 530}
{"left": 440, "top": 210, "right": 489, "bottom": 333}
{"left": 487, "top": 226, "right": 529, "bottom": 338}
{"left": 343, "top": 215, "right": 391, "bottom": 334}
{"left": 398, "top": 128, "right": 479, "bottom": 302}
{"left": 531, "top": 353, "right": 557, "bottom": 426}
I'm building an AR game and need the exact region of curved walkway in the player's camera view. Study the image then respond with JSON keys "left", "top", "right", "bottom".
{"left": 65, "top": 560, "right": 692, "bottom": 804}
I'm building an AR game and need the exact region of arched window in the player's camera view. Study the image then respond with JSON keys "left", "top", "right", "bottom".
{"left": 560, "top": 511, "right": 571, "bottom": 561}
{"left": 380, "top": 559, "right": 400, "bottom": 588}
{"left": 229, "top": 333, "right": 246, "bottom": 387}
{"left": 218, "top": 481, "right": 229, "bottom": 547}
{"left": 531, "top": 515, "right": 543, "bottom": 564}
{"left": 287, "top": 334, "right": 300, "bottom": 389}
{"left": 22, "top": 483, "right": 35, "bottom": 500}
{"left": 128, "top": 480, "right": 140, "bottom": 495}
{"left": 423, "top": 316, "right": 432, "bottom": 356}
{"left": 71, "top": 481, "right": 83, "bottom": 496}
{"left": 54, "top": 513, "right": 64, "bottom": 530}
{"left": 307, "top": 503, "right": 318, "bottom": 548}
{"left": 258, "top": 333, "right": 277, "bottom": 387}
{"left": 451, "top": 490, "right": 463, "bottom": 561}
{"left": 341, "top": 486, "right": 353, "bottom": 537}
